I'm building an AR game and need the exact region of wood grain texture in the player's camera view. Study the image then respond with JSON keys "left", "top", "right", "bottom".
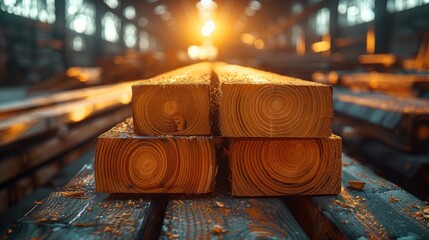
{"left": 228, "top": 135, "right": 342, "bottom": 196}
{"left": 341, "top": 73, "right": 429, "bottom": 97}
{"left": 132, "top": 63, "right": 212, "bottom": 136}
{"left": 95, "top": 118, "right": 216, "bottom": 193}
{"left": 160, "top": 196, "right": 308, "bottom": 239}
{"left": 334, "top": 88, "right": 429, "bottom": 151}
{"left": 285, "top": 154, "right": 429, "bottom": 239}
{"left": 214, "top": 64, "right": 333, "bottom": 137}
{"left": 1, "top": 163, "right": 162, "bottom": 240}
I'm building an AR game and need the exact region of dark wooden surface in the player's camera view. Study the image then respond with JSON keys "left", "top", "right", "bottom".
{"left": 286, "top": 154, "right": 429, "bottom": 239}
{"left": 333, "top": 88, "right": 429, "bottom": 151}
{"left": 160, "top": 196, "right": 308, "bottom": 240}
{"left": 1, "top": 163, "right": 163, "bottom": 240}
{"left": 2, "top": 153, "right": 429, "bottom": 239}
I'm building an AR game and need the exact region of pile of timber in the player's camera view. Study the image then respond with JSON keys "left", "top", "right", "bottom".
{"left": 95, "top": 62, "right": 342, "bottom": 196}
{"left": 341, "top": 72, "right": 429, "bottom": 98}
{"left": 0, "top": 81, "right": 139, "bottom": 211}
{"left": 3, "top": 154, "right": 429, "bottom": 239}
{"left": 333, "top": 88, "right": 429, "bottom": 152}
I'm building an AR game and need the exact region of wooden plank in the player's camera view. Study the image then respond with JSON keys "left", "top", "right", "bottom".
{"left": 1, "top": 163, "right": 163, "bottom": 239}
{"left": 335, "top": 130, "right": 429, "bottom": 200}
{"left": 95, "top": 118, "right": 216, "bottom": 193}
{"left": 214, "top": 64, "right": 333, "bottom": 137}
{"left": 228, "top": 135, "right": 342, "bottom": 196}
{"left": 132, "top": 63, "right": 212, "bottom": 136}
{"left": 285, "top": 154, "right": 429, "bottom": 239}
{"left": 0, "top": 106, "right": 131, "bottom": 186}
{"left": 0, "top": 83, "right": 133, "bottom": 146}
{"left": 334, "top": 88, "right": 429, "bottom": 151}
{"left": 341, "top": 72, "right": 429, "bottom": 97}
{"left": 160, "top": 195, "right": 308, "bottom": 239}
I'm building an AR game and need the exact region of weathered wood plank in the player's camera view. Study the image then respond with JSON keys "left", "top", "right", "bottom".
{"left": 1, "top": 163, "right": 162, "bottom": 240}
{"left": 334, "top": 88, "right": 429, "bottom": 151}
{"left": 0, "top": 106, "right": 131, "bottom": 187}
{"left": 341, "top": 72, "right": 429, "bottom": 97}
{"left": 0, "top": 83, "right": 133, "bottom": 146}
{"left": 160, "top": 195, "right": 308, "bottom": 239}
{"left": 214, "top": 64, "right": 333, "bottom": 137}
{"left": 285, "top": 154, "right": 429, "bottom": 239}
{"left": 335, "top": 130, "right": 429, "bottom": 200}
{"left": 95, "top": 118, "right": 216, "bottom": 193}
{"left": 228, "top": 135, "right": 342, "bottom": 196}
{"left": 132, "top": 63, "right": 212, "bottom": 136}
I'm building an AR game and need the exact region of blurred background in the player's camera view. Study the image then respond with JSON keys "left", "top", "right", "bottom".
{"left": 0, "top": 0, "right": 429, "bottom": 230}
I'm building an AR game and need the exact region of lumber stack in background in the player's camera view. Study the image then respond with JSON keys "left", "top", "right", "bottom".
{"left": 132, "top": 62, "right": 212, "bottom": 136}
{"left": 334, "top": 88, "right": 429, "bottom": 152}
{"left": 95, "top": 118, "right": 216, "bottom": 193}
{"left": 214, "top": 64, "right": 333, "bottom": 138}
{"left": 341, "top": 72, "right": 429, "bottom": 97}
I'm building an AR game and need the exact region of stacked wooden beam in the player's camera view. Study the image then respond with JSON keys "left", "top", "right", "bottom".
{"left": 214, "top": 64, "right": 341, "bottom": 196}
{"left": 95, "top": 63, "right": 342, "bottom": 196}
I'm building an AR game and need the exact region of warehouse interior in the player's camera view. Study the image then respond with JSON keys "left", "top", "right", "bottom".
{"left": 1, "top": 0, "right": 429, "bottom": 238}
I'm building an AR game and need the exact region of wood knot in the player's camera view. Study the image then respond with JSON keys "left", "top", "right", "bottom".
{"left": 172, "top": 113, "right": 186, "bottom": 131}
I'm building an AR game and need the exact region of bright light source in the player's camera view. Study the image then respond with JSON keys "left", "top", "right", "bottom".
{"left": 201, "top": 20, "right": 215, "bottom": 37}
{"left": 240, "top": 33, "right": 255, "bottom": 45}
{"left": 72, "top": 36, "right": 85, "bottom": 51}
{"left": 312, "top": 40, "right": 330, "bottom": 52}
{"left": 254, "top": 39, "right": 264, "bottom": 49}
{"left": 154, "top": 4, "right": 167, "bottom": 15}
{"left": 249, "top": 1, "right": 261, "bottom": 11}
{"left": 72, "top": 14, "right": 88, "bottom": 33}
{"left": 187, "top": 45, "right": 218, "bottom": 60}
{"left": 124, "top": 6, "right": 136, "bottom": 20}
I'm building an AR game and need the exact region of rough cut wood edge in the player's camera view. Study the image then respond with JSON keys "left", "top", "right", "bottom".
{"left": 1, "top": 163, "right": 163, "bottom": 240}
{"left": 132, "top": 62, "right": 212, "bottom": 136}
{"left": 229, "top": 135, "right": 342, "bottom": 196}
{"left": 214, "top": 63, "right": 333, "bottom": 137}
{"left": 285, "top": 154, "right": 429, "bottom": 239}
{"left": 95, "top": 118, "right": 217, "bottom": 193}
{"left": 334, "top": 89, "right": 429, "bottom": 151}
{"left": 160, "top": 195, "right": 308, "bottom": 239}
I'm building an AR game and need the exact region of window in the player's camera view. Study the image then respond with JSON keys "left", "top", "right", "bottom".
{"left": 0, "top": 0, "right": 55, "bottom": 24}
{"left": 387, "top": 0, "right": 429, "bottom": 12}
{"left": 102, "top": 12, "right": 120, "bottom": 42}
{"left": 124, "top": 24, "right": 137, "bottom": 48}
{"left": 104, "top": 0, "right": 119, "bottom": 9}
{"left": 124, "top": 6, "right": 136, "bottom": 20}
{"left": 312, "top": 8, "right": 330, "bottom": 36}
{"left": 66, "top": 0, "right": 95, "bottom": 35}
{"left": 338, "top": 0, "right": 374, "bottom": 26}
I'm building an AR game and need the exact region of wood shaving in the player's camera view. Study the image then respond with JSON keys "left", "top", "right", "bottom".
{"left": 73, "top": 223, "right": 97, "bottom": 227}
{"left": 348, "top": 180, "right": 365, "bottom": 190}
{"left": 211, "top": 224, "right": 228, "bottom": 234}
{"left": 60, "top": 190, "right": 85, "bottom": 198}
{"left": 165, "top": 231, "right": 179, "bottom": 239}
{"left": 215, "top": 201, "right": 225, "bottom": 208}
{"left": 334, "top": 200, "right": 355, "bottom": 208}
{"left": 34, "top": 201, "right": 43, "bottom": 205}
{"left": 389, "top": 196, "right": 399, "bottom": 203}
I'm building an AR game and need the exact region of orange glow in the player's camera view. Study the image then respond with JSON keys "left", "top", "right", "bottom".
{"left": 66, "top": 67, "right": 81, "bottom": 77}
{"left": 367, "top": 25, "right": 375, "bottom": 54}
{"left": 187, "top": 45, "right": 218, "bottom": 60}
{"left": 312, "top": 40, "right": 330, "bottom": 53}
{"left": 69, "top": 106, "right": 93, "bottom": 122}
{"left": 201, "top": 20, "right": 216, "bottom": 37}
{"left": 119, "top": 93, "right": 132, "bottom": 104}
{"left": 241, "top": 33, "right": 255, "bottom": 45}
{"left": 254, "top": 39, "right": 264, "bottom": 49}
{"left": 79, "top": 72, "right": 89, "bottom": 82}
{"left": 359, "top": 54, "right": 396, "bottom": 67}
